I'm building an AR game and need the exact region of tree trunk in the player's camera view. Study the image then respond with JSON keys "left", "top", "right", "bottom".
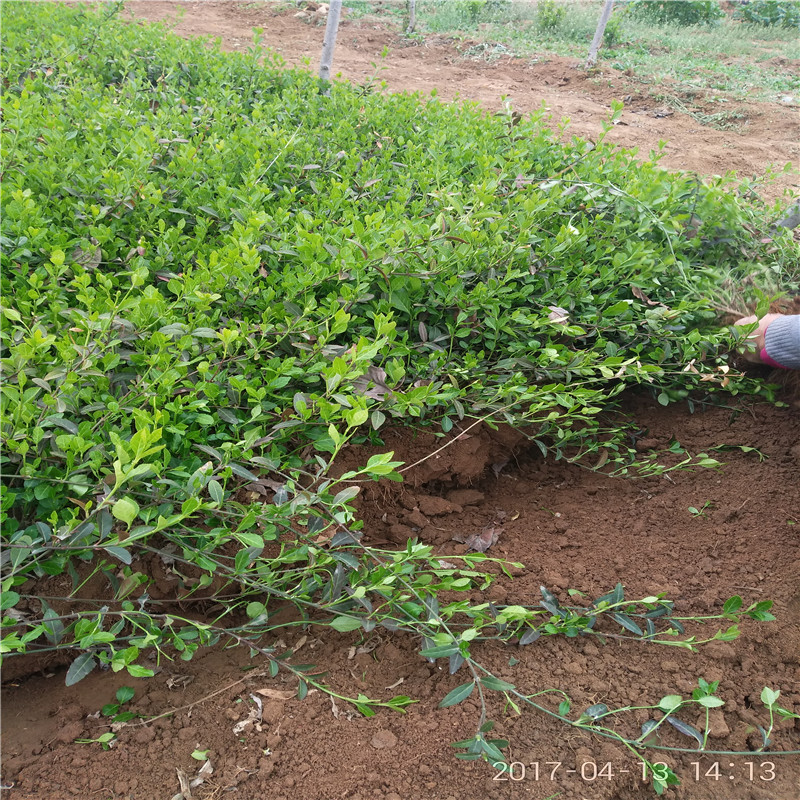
{"left": 586, "top": 0, "right": 614, "bottom": 69}
{"left": 406, "top": 0, "right": 417, "bottom": 34}
{"left": 319, "top": 0, "right": 343, "bottom": 89}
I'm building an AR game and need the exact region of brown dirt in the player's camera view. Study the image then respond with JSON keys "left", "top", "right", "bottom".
{"left": 3, "top": 5, "right": 800, "bottom": 800}
{"left": 121, "top": 1, "right": 800, "bottom": 204}
{"left": 3, "top": 393, "right": 800, "bottom": 799}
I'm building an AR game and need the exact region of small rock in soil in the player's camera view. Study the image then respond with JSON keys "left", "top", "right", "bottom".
{"left": 447, "top": 489, "right": 485, "bottom": 506}
{"left": 705, "top": 709, "right": 730, "bottom": 739}
{"left": 132, "top": 726, "right": 155, "bottom": 744}
{"left": 259, "top": 757, "right": 275, "bottom": 776}
{"left": 404, "top": 508, "right": 429, "bottom": 529}
{"left": 370, "top": 729, "right": 398, "bottom": 749}
{"left": 416, "top": 495, "right": 460, "bottom": 516}
{"left": 703, "top": 641, "right": 738, "bottom": 661}
{"left": 55, "top": 722, "right": 84, "bottom": 744}
{"left": 261, "top": 700, "right": 285, "bottom": 725}
{"left": 574, "top": 747, "right": 595, "bottom": 770}
{"left": 388, "top": 523, "right": 414, "bottom": 543}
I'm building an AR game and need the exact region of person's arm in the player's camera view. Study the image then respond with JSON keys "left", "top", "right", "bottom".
{"left": 734, "top": 314, "right": 800, "bottom": 369}
{"left": 764, "top": 315, "right": 800, "bottom": 369}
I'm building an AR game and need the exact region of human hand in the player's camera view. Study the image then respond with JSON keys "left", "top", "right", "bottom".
{"left": 733, "top": 313, "right": 782, "bottom": 364}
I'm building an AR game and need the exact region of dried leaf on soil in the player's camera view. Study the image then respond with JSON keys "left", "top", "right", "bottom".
{"left": 255, "top": 688, "right": 295, "bottom": 700}
{"left": 452, "top": 525, "right": 503, "bottom": 552}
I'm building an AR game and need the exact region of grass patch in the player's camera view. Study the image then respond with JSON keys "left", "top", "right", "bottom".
{"left": 400, "top": 1, "right": 800, "bottom": 101}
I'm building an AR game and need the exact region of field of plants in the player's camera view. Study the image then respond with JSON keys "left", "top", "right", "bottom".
{"left": 2, "top": 2, "right": 799, "bottom": 799}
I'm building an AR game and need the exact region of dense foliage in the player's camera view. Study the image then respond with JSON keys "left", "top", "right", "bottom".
{"left": 0, "top": 1, "right": 796, "bottom": 710}
{"left": 738, "top": 0, "right": 800, "bottom": 28}
{"left": 627, "top": 0, "right": 725, "bottom": 25}
{"left": 536, "top": 0, "right": 568, "bottom": 30}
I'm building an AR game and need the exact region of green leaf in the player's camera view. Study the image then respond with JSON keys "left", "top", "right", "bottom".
{"left": 65, "top": 652, "right": 96, "bottom": 686}
{"left": 116, "top": 686, "right": 135, "bottom": 704}
{"left": 329, "top": 615, "right": 363, "bottom": 632}
{"left": 126, "top": 664, "right": 155, "bottom": 678}
{"left": 697, "top": 696, "right": 725, "bottom": 708}
{"left": 480, "top": 738, "right": 506, "bottom": 762}
{"left": 111, "top": 497, "right": 140, "bottom": 526}
{"left": 603, "top": 300, "right": 632, "bottom": 317}
{"left": 208, "top": 479, "right": 224, "bottom": 504}
{"left": 333, "top": 486, "right": 360, "bottom": 505}
{"left": 612, "top": 612, "right": 643, "bottom": 636}
{"left": 439, "top": 681, "right": 475, "bottom": 708}
{"left": 480, "top": 675, "right": 516, "bottom": 692}
{"left": 657, "top": 695, "right": 683, "bottom": 712}
{"left": 246, "top": 602, "right": 267, "bottom": 619}
{"left": 103, "top": 546, "right": 132, "bottom": 564}
{"left": 722, "top": 595, "right": 742, "bottom": 614}
{"left": 760, "top": 687, "right": 780, "bottom": 707}
{"left": 665, "top": 716, "right": 703, "bottom": 746}
{"left": 419, "top": 642, "right": 460, "bottom": 659}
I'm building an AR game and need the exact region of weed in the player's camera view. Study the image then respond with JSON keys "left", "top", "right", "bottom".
{"left": 688, "top": 501, "right": 713, "bottom": 517}
{"left": 75, "top": 732, "right": 117, "bottom": 750}
{"left": 100, "top": 685, "right": 137, "bottom": 724}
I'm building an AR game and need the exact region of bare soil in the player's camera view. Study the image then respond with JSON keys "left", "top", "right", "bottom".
{"left": 4, "top": 393, "right": 800, "bottom": 799}
{"left": 2, "top": 5, "right": 799, "bottom": 800}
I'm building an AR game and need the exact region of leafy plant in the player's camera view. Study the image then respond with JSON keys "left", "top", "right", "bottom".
{"left": 603, "top": 12, "right": 626, "bottom": 47}
{"left": 74, "top": 731, "right": 117, "bottom": 751}
{"left": 688, "top": 500, "right": 712, "bottom": 516}
{"left": 1, "top": 4, "right": 798, "bottom": 794}
{"left": 738, "top": 0, "right": 800, "bottom": 28}
{"left": 627, "top": 0, "right": 725, "bottom": 26}
{"left": 101, "top": 685, "right": 137, "bottom": 723}
{"left": 536, "top": 0, "right": 567, "bottom": 31}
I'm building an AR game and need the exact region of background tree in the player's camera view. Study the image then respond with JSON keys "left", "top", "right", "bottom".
{"left": 406, "top": 0, "right": 417, "bottom": 34}
{"left": 586, "top": 0, "right": 615, "bottom": 68}
{"left": 319, "top": 0, "right": 343, "bottom": 90}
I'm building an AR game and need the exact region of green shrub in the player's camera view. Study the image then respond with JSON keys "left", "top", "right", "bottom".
{"left": 627, "top": 0, "right": 725, "bottom": 25}
{"left": 738, "top": 0, "right": 800, "bottom": 27}
{"left": 603, "top": 12, "right": 626, "bottom": 46}
{"left": 0, "top": 1, "right": 795, "bottom": 699}
{"left": 424, "top": 0, "right": 512, "bottom": 27}
{"left": 536, "top": 0, "right": 567, "bottom": 30}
